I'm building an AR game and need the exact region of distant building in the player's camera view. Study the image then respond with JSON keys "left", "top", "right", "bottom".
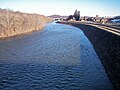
{"left": 86, "top": 17, "right": 95, "bottom": 22}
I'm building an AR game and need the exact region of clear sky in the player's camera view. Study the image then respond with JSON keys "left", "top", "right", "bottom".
{"left": 0, "top": 0, "right": 120, "bottom": 17}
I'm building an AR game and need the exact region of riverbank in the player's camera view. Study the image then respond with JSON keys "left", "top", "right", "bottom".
{"left": 58, "top": 21, "right": 120, "bottom": 90}
{"left": 0, "top": 8, "right": 52, "bottom": 38}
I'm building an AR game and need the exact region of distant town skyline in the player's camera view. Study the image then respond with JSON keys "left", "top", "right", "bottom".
{"left": 0, "top": 0, "right": 120, "bottom": 17}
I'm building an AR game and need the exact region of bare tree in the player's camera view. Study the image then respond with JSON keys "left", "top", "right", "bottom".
{"left": 6, "top": 8, "right": 11, "bottom": 31}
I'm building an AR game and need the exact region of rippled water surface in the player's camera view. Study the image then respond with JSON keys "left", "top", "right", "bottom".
{"left": 0, "top": 22, "right": 114, "bottom": 90}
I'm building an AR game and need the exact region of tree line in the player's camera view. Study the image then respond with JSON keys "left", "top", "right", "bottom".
{"left": 66, "top": 9, "right": 80, "bottom": 21}
{"left": 0, "top": 8, "right": 52, "bottom": 38}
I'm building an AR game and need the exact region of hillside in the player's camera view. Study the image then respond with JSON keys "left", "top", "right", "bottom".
{"left": 48, "top": 14, "right": 68, "bottom": 19}
{"left": 0, "top": 8, "right": 52, "bottom": 38}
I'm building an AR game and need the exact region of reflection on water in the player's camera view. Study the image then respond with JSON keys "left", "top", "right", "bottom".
{"left": 0, "top": 22, "right": 114, "bottom": 90}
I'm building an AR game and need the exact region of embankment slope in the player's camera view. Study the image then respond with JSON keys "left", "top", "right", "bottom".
{"left": 59, "top": 21, "right": 120, "bottom": 89}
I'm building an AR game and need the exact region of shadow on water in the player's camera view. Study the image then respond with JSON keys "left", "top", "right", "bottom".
{"left": 0, "top": 22, "right": 114, "bottom": 90}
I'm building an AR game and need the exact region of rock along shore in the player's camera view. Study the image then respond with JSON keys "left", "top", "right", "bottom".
{"left": 58, "top": 21, "right": 120, "bottom": 90}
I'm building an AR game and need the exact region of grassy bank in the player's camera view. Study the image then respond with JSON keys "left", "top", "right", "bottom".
{"left": 0, "top": 8, "right": 52, "bottom": 38}
{"left": 58, "top": 21, "right": 120, "bottom": 90}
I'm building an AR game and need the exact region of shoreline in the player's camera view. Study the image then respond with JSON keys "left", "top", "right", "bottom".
{"left": 0, "top": 24, "right": 46, "bottom": 39}
{"left": 0, "top": 22, "right": 52, "bottom": 39}
{"left": 0, "top": 8, "right": 53, "bottom": 38}
{"left": 0, "top": 28, "right": 43, "bottom": 40}
{"left": 58, "top": 21, "right": 120, "bottom": 90}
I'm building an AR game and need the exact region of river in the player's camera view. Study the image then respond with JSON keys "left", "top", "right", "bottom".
{"left": 0, "top": 22, "right": 114, "bottom": 90}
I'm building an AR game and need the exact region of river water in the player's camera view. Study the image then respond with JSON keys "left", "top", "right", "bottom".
{"left": 0, "top": 22, "right": 114, "bottom": 90}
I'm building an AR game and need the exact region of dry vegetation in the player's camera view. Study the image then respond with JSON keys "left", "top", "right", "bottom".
{"left": 0, "top": 8, "right": 52, "bottom": 38}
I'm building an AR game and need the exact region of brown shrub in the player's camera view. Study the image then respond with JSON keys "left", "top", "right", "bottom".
{"left": 0, "top": 8, "right": 52, "bottom": 38}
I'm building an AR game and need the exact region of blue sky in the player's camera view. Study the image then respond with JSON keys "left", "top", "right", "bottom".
{"left": 0, "top": 0, "right": 120, "bottom": 17}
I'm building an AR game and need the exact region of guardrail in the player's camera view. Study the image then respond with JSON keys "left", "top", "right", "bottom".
{"left": 81, "top": 22, "right": 120, "bottom": 36}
